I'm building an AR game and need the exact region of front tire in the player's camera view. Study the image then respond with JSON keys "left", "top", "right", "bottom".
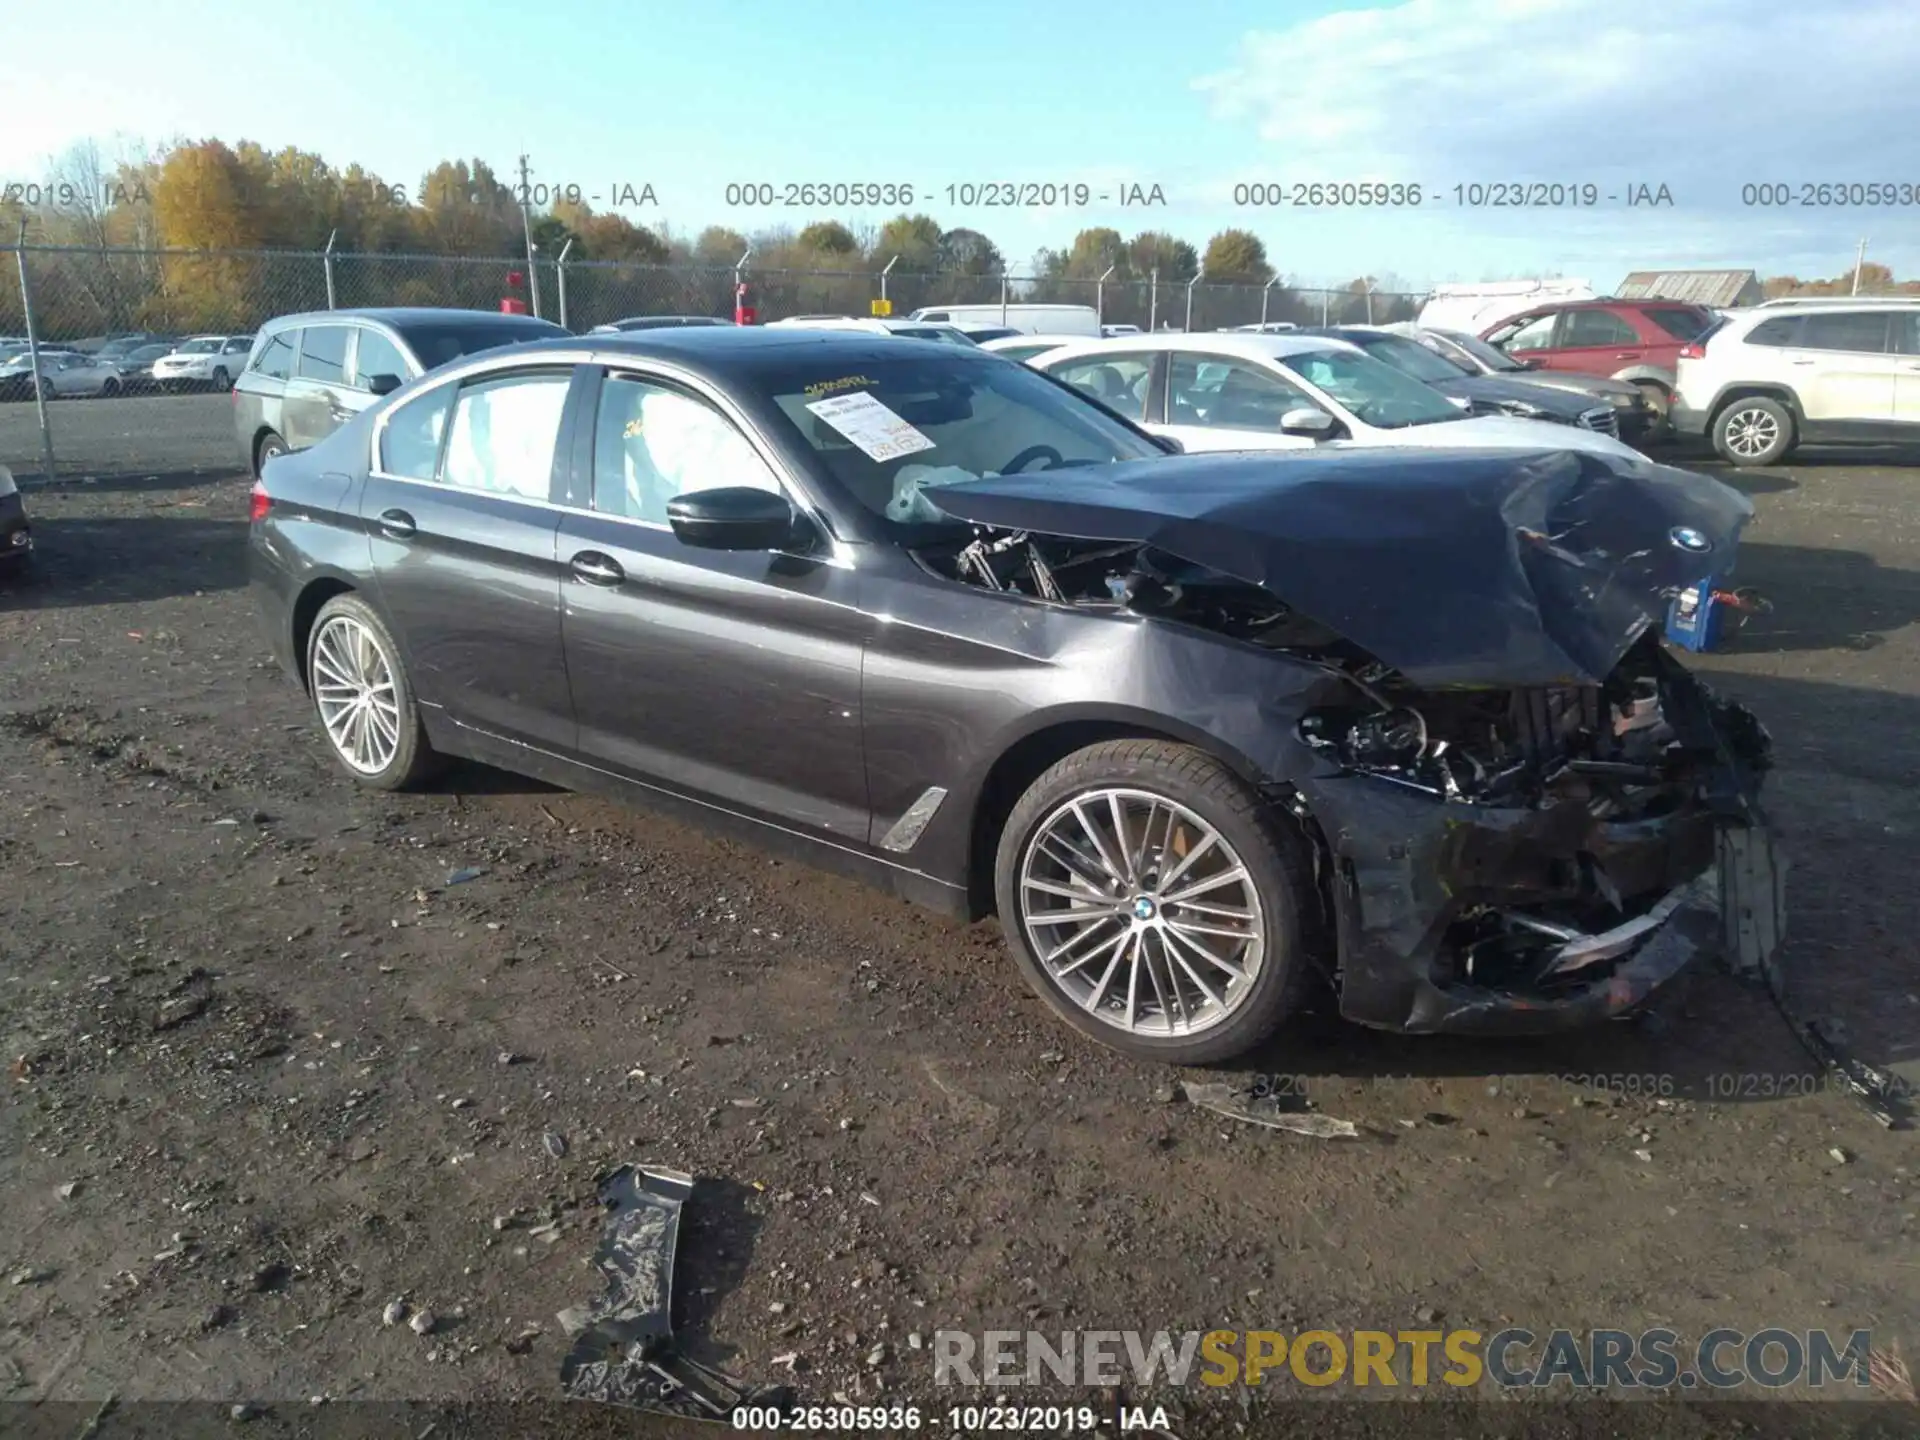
{"left": 306, "top": 594, "right": 442, "bottom": 791}
{"left": 211, "top": 367, "right": 231, "bottom": 391}
{"left": 994, "top": 739, "right": 1319, "bottom": 1065}
{"left": 1713, "top": 395, "right": 1795, "bottom": 466}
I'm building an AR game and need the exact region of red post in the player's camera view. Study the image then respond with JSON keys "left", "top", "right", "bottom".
{"left": 734, "top": 281, "right": 756, "bottom": 326}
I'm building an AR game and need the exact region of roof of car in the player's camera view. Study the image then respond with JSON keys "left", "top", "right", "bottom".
{"left": 442, "top": 327, "right": 986, "bottom": 384}
{"left": 1033, "top": 332, "right": 1362, "bottom": 362}
{"left": 265, "top": 307, "right": 567, "bottom": 331}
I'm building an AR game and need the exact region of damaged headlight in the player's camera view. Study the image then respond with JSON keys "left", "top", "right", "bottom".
{"left": 1298, "top": 703, "right": 1501, "bottom": 802}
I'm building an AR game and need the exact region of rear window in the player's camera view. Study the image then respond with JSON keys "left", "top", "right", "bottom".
{"left": 1643, "top": 306, "right": 1715, "bottom": 340}
{"left": 390, "top": 318, "right": 565, "bottom": 373}
{"left": 250, "top": 330, "right": 299, "bottom": 379}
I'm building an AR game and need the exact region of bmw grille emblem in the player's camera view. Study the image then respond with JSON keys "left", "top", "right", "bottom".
{"left": 1669, "top": 527, "right": 1710, "bottom": 553}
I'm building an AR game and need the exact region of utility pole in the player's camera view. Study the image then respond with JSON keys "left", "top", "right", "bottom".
{"left": 517, "top": 154, "right": 543, "bottom": 318}
{"left": 1851, "top": 237, "right": 1868, "bottom": 294}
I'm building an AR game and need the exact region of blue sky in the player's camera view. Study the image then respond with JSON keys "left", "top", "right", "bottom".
{"left": 5, "top": 0, "right": 1916, "bottom": 287}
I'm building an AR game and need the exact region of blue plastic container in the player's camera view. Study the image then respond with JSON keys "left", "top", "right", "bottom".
{"left": 1665, "top": 577, "right": 1727, "bottom": 652}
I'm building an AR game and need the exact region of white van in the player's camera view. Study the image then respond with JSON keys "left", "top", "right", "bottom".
{"left": 907, "top": 303, "right": 1101, "bottom": 338}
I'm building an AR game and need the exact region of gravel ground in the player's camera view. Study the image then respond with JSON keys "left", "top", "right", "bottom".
{"left": 2, "top": 425, "right": 1918, "bottom": 1437}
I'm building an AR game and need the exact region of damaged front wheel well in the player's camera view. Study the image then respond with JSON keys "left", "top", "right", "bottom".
{"left": 966, "top": 721, "right": 1221, "bottom": 920}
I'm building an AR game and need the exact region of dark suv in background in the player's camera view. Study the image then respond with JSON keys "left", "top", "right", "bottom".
{"left": 1480, "top": 299, "right": 1717, "bottom": 425}
{"left": 233, "top": 308, "right": 566, "bottom": 476}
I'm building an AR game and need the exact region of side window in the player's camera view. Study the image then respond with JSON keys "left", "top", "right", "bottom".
{"left": 1796, "top": 311, "right": 1892, "bottom": 354}
{"left": 297, "top": 325, "right": 351, "bottom": 383}
{"left": 1562, "top": 310, "right": 1640, "bottom": 347}
{"left": 1502, "top": 313, "right": 1559, "bottom": 352}
{"left": 378, "top": 386, "right": 454, "bottom": 480}
{"left": 442, "top": 372, "right": 572, "bottom": 500}
{"left": 591, "top": 375, "right": 782, "bottom": 524}
{"left": 252, "top": 330, "right": 298, "bottom": 379}
{"left": 223, "top": 336, "right": 253, "bottom": 355}
{"left": 353, "top": 329, "right": 413, "bottom": 390}
{"left": 1745, "top": 317, "right": 1801, "bottom": 348}
{"left": 1894, "top": 314, "right": 1920, "bottom": 356}
{"left": 1168, "top": 355, "right": 1313, "bottom": 430}
{"left": 1048, "top": 353, "right": 1154, "bottom": 420}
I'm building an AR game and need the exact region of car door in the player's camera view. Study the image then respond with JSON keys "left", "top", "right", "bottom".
{"left": 362, "top": 364, "right": 581, "bottom": 751}
{"left": 1788, "top": 310, "right": 1896, "bottom": 424}
{"left": 554, "top": 366, "right": 870, "bottom": 843}
{"left": 1159, "top": 352, "right": 1322, "bottom": 452}
{"left": 1892, "top": 314, "right": 1920, "bottom": 428}
{"left": 48, "top": 355, "right": 88, "bottom": 395}
{"left": 1550, "top": 308, "right": 1647, "bottom": 375}
{"left": 1486, "top": 311, "right": 1561, "bottom": 368}
{"left": 339, "top": 324, "right": 411, "bottom": 425}
{"left": 283, "top": 324, "right": 359, "bottom": 451}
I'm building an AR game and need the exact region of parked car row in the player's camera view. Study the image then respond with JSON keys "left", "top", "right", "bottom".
{"left": 0, "top": 333, "right": 256, "bottom": 400}
{"left": 242, "top": 325, "right": 1781, "bottom": 1066}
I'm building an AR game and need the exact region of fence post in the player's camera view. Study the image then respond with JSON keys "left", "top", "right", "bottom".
{"left": 1260, "top": 274, "right": 1278, "bottom": 327}
{"left": 323, "top": 229, "right": 338, "bottom": 310}
{"left": 1148, "top": 267, "right": 1158, "bottom": 331}
{"left": 999, "top": 273, "right": 1009, "bottom": 325}
{"left": 556, "top": 237, "right": 575, "bottom": 330}
{"left": 1320, "top": 291, "right": 1330, "bottom": 325}
{"left": 880, "top": 254, "right": 898, "bottom": 313}
{"left": 1096, "top": 264, "right": 1114, "bottom": 324}
{"left": 13, "top": 224, "right": 57, "bottom": 483}
{"left": 1185, "top": 263, "right": 1204, "bottom": 333}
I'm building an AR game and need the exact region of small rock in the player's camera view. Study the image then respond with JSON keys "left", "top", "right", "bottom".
{"left": 450, "top": 1097, "right": 473, "bottom": 1110}
{"left": 251, "top": 1261, "right": 290, "bottom": 1293}
{"left": 543, "top": 1131, "right": 568, "bottom": 1158}
{"left": 202, "top": 1303, "right": 238, "bottom": 1332}
{"left": 56, "top": 1181, "right": 81, "bottom": 1200}
{"left": 1151, "top": 1083, "right": 1180, "bottom": 1105}
{"left": 866, "top": 1343, "right": 888, "bottom": 1368}
{"left": 768, "top": 1301, "right": 787, "bottom": 1315}
{"left": 410, "top": 1308, "right": 437, "bottom": 1336}
{"left": 382, "top": 1299, "right": 408, "bottom": 1327}
{"left": 9, "top": 1268, "right": 53, "bottom": 1286}
{"left": 839, "top": 1117, "right": 859, "bottom": 1132}
{"left": 1830, "top": 1147, "right": 1851, "bottom": 1164}
{"left": 230, "top": 1403, "right": 260, "bottom": 1423}
{"left": 1039, "top": 1050, "right": 1064, "bottom": 1064}
{"left": 498, "top": 1052, "right": 523, "bottom": 1066}
{"left": 505, "top": 1329, "right": 538, "bottom": 1355}
{"left": 1414, "top": 1305, "right": 1440, "bottom": 1324}
{"left": 1633, "top": 1149, "right": 1654, "bottom": 1163}
{"left": 492, "top": 1214, "right": 515, "bottom": 1232}
{"left": 773, "top": 1352, "right": 800, "bottom": 1369}
{"left": 908, "top": 1333, "right": 923, "bottom": 1351}
{"left": 446, "top": 867, "right": 485, "bottom": 886}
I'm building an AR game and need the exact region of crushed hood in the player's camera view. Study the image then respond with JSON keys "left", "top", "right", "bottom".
{"left": 927, "top": 448, "right": 1753, "bottom": 687}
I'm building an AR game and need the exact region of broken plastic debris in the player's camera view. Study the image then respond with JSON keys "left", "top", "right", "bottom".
{"left": 1181, "top": 1082, "right": 1361, "bottom": 1139}
{"left": 558, "top": 1164, "right": 791, "bottom": 1420}
{"left": 446, "top": 867, "right": 485, "bottom": 886}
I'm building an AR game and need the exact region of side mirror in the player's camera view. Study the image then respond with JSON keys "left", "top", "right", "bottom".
{"left": 367, "top": 373, "right": 404, "bottom": 396}
{"left": 666, "top": 486, "right": 798, "bottom": 551}
{"left": 1279, "top": 407, "right": 1337, "bottom": 438}
{"left": 1155, "top": 434, "right": 1185, "bottom": 455}
{"left": 1447, "top": 394, "right": 1472, "bottom": 410}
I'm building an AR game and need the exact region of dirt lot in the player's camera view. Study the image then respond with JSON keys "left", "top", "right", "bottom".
{"left": 2, "top": 416, "right": 1919, "bottom": 1437}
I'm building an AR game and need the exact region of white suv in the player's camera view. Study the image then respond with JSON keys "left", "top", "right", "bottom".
{"left": 1672, "top": 297, "right": 1920, "bottom": 466}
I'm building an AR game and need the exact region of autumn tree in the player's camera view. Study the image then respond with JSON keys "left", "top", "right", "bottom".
{"left": 1126, "top": 230, "right": 1198, "bottom": 281}
{"left": 796, "top": 220, "right": 860, "bottom": 259}
{"left": 1201, "top": 228, "right": 1272, "bottom": 284}
{"left": 693, "top": 225, "right": 749, "bottom": 266}
{"left": 937, "top": 227, "right": 1003, "bottom": 275}
{"left": 414, "top": 159, "right": 520, "bottom": 255}
{"left": 873, "top": 213, "right": 943, "bottom": 271}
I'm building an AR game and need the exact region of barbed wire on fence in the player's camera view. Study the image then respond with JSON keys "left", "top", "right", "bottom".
{"left": 0, "top": 242, "right": 1431, "bottom": 341}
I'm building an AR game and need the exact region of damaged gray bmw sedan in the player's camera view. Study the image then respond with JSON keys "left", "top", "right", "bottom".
{"left": 250, "top": 329, "right": 1782, "bottom": 1064}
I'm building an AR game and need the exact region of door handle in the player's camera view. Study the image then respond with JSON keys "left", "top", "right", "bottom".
{"left": 1613, "top": 352, "right": 1641, "bottom": 360}
{"left": 376, "top": 509, "right": 416, "bottom": 539}
{"left": 569, "top": 551, "right": 625, "bottom": 586}
{"left": 1788, "top": 359, "right": 1816, "bottom": 366}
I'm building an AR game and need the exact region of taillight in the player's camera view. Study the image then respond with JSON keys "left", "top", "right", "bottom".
{"left": 1678, "top": 343, "right": 1706, "bottom": 361}
{"left": 249, "top": 481, "right": 270, "bottom": 523}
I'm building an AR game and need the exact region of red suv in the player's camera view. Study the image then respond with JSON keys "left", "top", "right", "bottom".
{"left": 1479, "top": 300, "right": 1718, "bottom": 422}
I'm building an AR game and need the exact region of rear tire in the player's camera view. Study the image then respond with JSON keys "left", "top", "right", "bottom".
{"left": 305, "top": 593, "right": 443, "bottom": 791}
{"left": 101, "top": 378, "right": 120, "bottom": 397}
{"left": 1712, "top": 395, "right": 1795, "bottom": 467}
{"left": 994, "top": 739, "right": 1319, "bottom": 1065}
{"left": 254, "top": 431, "right": 288, "bottom": 477}
{"left": 211, "top": 367, "right": 231, "bottom": 392}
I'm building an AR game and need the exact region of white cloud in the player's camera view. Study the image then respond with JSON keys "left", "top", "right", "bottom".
{"left": 1198, "top": 0, "right": 1920, "bottom": 213}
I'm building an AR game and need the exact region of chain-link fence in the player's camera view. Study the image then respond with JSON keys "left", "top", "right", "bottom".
{"left": 0, "top": 241, "right": 1428, "bottom": 480}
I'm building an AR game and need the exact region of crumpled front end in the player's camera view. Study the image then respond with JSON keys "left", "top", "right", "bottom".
{"left": 1293, "top": 638, "right": 1779, "bottom": 1034}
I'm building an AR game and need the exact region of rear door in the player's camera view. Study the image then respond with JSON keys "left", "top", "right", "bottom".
{"left": 1043, "top": 351, "right": 1161, "bottom": 426}
{"left": 283, "top": 323, "right": 359, "bottom": 450}
{"left": 1159, "top": 352, "right": 1321, "bottom": 452}
{"left": 362, "top": 364, "right": 582, "bottom": 751}
{"left": 1792, "top": 310, "right": 1895, "bottom": 423}
{"left": 554, "top": 366, "right": 870, "bottom": 842}
{"left": 1550, "top": 308, "right": 1647, "bottom": 374}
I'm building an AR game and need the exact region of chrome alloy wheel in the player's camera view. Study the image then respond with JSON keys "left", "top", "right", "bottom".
{"left": 1017, "top": 788, "right": 1266, "bottom": 1037}
{"left": 1723, "top": 405, "right": 1781, "bottom": 460}
{"left": 311, "top": 615, "right": 402, "bottom": 774}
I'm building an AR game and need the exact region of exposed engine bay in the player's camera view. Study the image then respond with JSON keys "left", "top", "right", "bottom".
{"left": 920, "top": 527, "right": 1767, "bottom": 811}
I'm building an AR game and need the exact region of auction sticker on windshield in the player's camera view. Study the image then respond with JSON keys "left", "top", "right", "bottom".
{"left": 805, "top": 391, "right": 937, "bottom": 462}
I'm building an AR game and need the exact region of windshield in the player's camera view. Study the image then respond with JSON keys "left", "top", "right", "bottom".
{"left": 1353, "top": 333, "right": 1470, "bottom": 385}
{"left": 1279, "top": 347, "right": 1466, "bottom": 429}
{"left": 756, "top": 353, "right": 1164, "bottom": 536}
{"left": 179, "top": 338, "right": 222, "bottom": 354}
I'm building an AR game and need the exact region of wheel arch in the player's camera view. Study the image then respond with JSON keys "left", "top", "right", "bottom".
{"left": 1708, "top": 382, "right": 1805, "bottom": 424}
{"left": 250, "top": 425, "right": 285, "bottom": 477}
{"left": 957, "top": 707, "right": 1284, "bottom": 921}
{"left": 289, "top": 575, "right": 360, "bottom": 693}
